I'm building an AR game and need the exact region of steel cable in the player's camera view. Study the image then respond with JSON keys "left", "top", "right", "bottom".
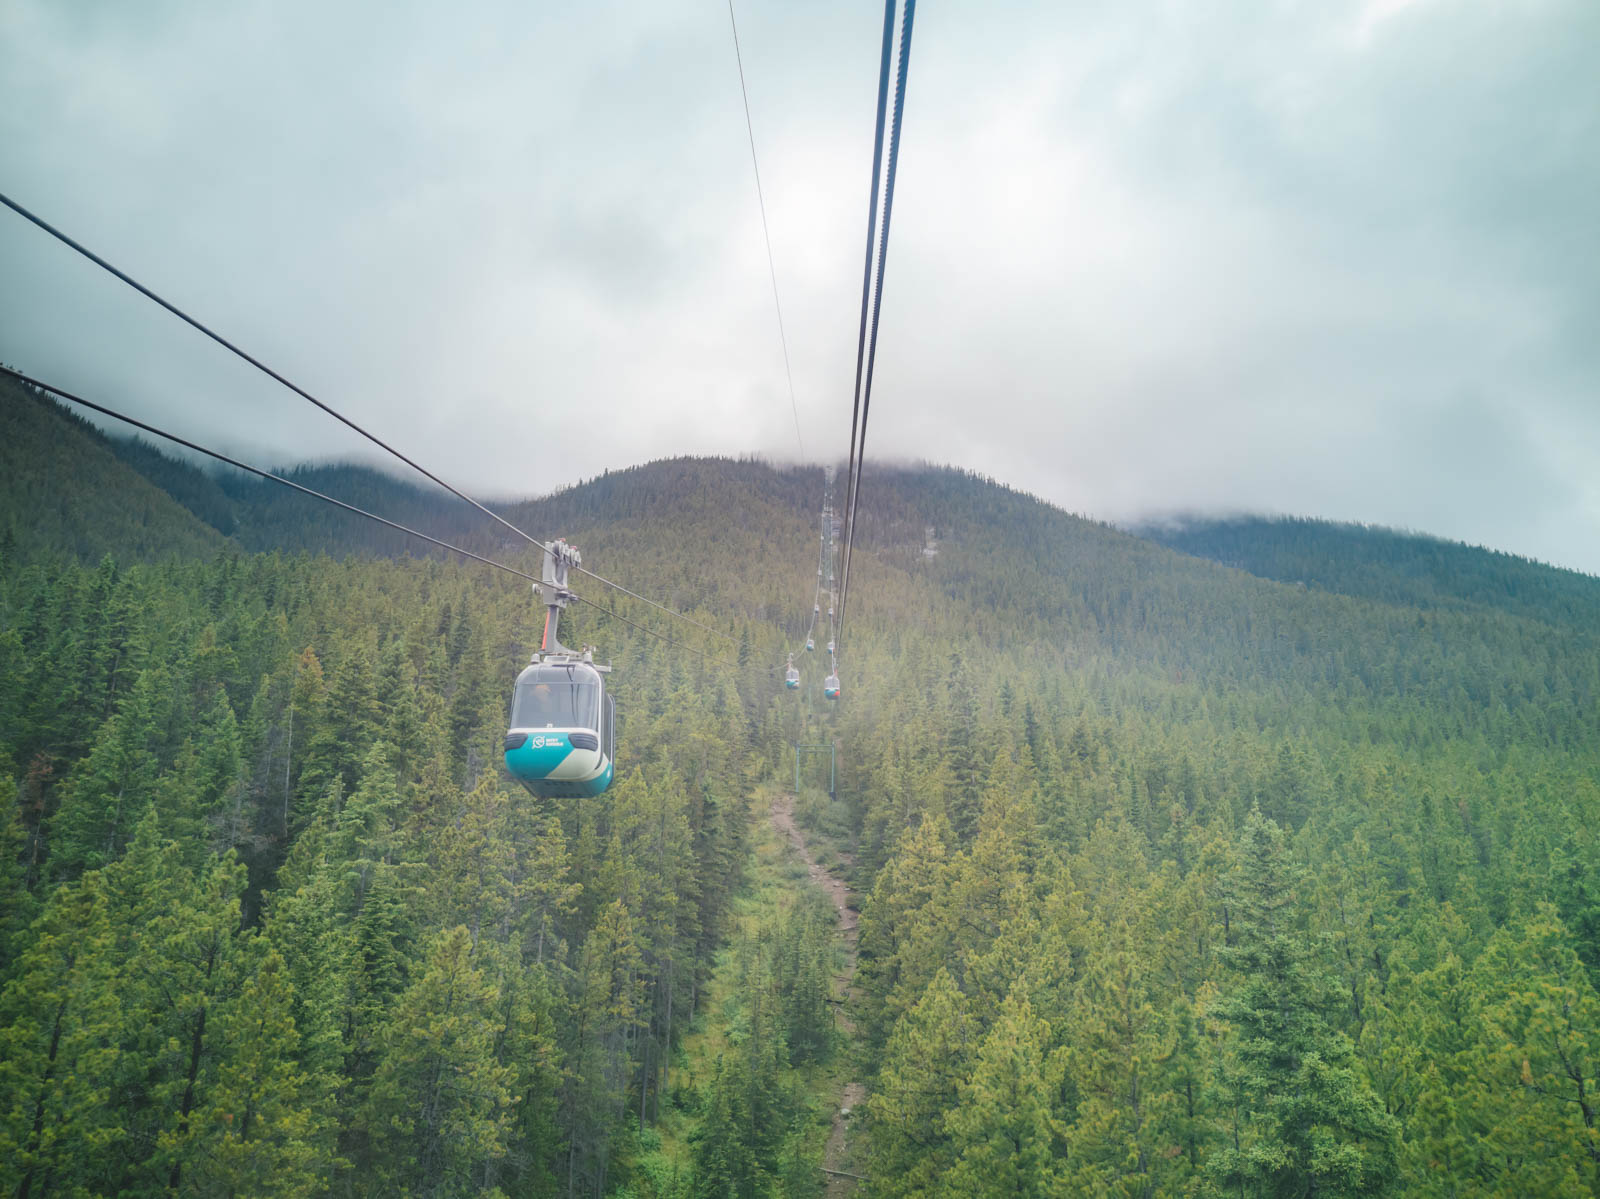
{"left": 836, "top": 0, "right": 917, "bottom": 658}
{"left": 0, "top": 366, "right": 744, "bottom": 669}
{"left": 0, "top": 189, "right": 737, "bottom": 646}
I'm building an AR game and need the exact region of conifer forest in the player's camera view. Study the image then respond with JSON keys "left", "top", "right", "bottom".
{"left": 2, "top": 378, "right": 1599, "bottom": 1197}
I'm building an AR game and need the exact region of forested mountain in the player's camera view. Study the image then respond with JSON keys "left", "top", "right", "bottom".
{"left": 3, "top": 388, "right": 1599, "bottom": 1197}
{"left": 0, "top": 376, "right": 227, "bottom": 564}
{"left": 1142, "top": 513, "right": 1600, "bottom": 630}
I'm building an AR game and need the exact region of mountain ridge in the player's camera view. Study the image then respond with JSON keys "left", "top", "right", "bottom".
{"left": 12, "top": 379, "right": 1597, "bottom": 629}
{"left": 1140, "top": 512, "right": 1600, "bottom": 631}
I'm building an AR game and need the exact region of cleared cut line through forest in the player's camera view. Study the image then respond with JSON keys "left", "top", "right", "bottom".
{"left": 768, "top": 791, "right": 865, "bottom": 1194}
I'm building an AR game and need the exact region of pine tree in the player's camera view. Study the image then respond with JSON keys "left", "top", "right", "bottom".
{"left": 0, "top": 776, "right": 39, "bottom": 976}
{"left": 0, "top": 875, "right": 123, "bottom": 1197}
{"left": 942, "top": 986, "right": 1065, "bottom": 1199}
{"left": 1206, "top": 808, "right": 1399, "bottom": 1198}
{"left": 111, "top": 840, "right": 258, "bottom": 1192}
{"left": 428, "top": 772, "right": 516, "bottom": 941}
{"left": 282, "top": 645, "right": 326, "bottom": 834}
{"left": 296, "top": 642, "right": 380, "bottom": 807}
{"left": 1063, "top": 913, "right": 1192, "bottom": 1198}
{"left": 1465, "top": 906, "right": 1600, "bottom": 1196}
{"left": 691, "top": 1054, "right": 763, "bottom": 1199}
{"left": 489, "top": 948, "right": 566, "bottom": 1195}
{"left": 775, "top": 895, "right": 835, "bottom": 1066}
{"left": 856, "top": 814, "right": 957, "bottom": 1047}
{"left": 521, "top": 814, "right": 582, "bottom": 966}
{"left": 48, "top": 665, "right": 170, "bottom": 876}
{"left": 360, "top": 925, "right": 516, "bottom": 1197}
{"left": 161, "top": 688, "right": 247, "bottom": 859}
{"left": 865, "top": 967, "right": 975, "bottom": 1197}
{"left": 176, "top": 941, "right": 335, "bottom": 1197}
{"left": 566, "top": 898, "right": 646, "bottom": 1196}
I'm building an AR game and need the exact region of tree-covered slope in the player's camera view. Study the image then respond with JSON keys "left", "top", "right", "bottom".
{"left": 826, "top": 470, "right": 1600, "bottom": 1198}
{"left": 0, "top": 376, "right": 227, "bottom": 564}
{"left": 1141, "top": 513, "right": 1600, "bottom": 630}
{"left": 4, "top": 398, "right": 1600, "bottom": 1196}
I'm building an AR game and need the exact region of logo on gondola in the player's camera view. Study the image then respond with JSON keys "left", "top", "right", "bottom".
{"left": 531, "top": 735, "right": 546, "bottom": 749}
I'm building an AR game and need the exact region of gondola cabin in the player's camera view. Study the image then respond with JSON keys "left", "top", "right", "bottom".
{"left": 785, "top": 664, "right": 801, "bottom": 689}
{"left": 505, "top": 659, "right": 615, "bottom": 798}
{"left": 823, "top": 672, "right": 841, "bottom": 700}
{"left": 805, "top": 637, "right": 815, "bottom": 652}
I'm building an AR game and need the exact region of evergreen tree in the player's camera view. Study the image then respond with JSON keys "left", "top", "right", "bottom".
{"left": 0, "top": 875, "right": 122, "bottom": 1197}
{"left": 566, "top": 898, "right": 646, "bottom": 1196}
{"left": 1063, "top": 913, "right": 1193, "bottom": 1198}
{"left": 1206, "top": 808, "right": 1399, "bottom": 1198}
{"left": 360, "top": 925, "right": 516, "bottom": 1197}
{"left": 521, "top": 814, "right": 582, "bottom": 966}
{"left": 1461, "top": 907, "right": 1600, "bottom": 1196}
{"left": 865, "top": 966, "right": 974, "bottom": 1197}
{"left": 296, "top": 643, "right": 380, "bottom": 807}
{"left": 162, "top": 688, "right": 247, "bottom": 859}
{"left": 0, "top": 776, "right": 38, "bottom": 976}
{"left": 490, "top": 948, "right": 566, "bottom": 1195}
{"left": 942, "top": 986, "right": 1064, "bottom": 1199}
{"left": 691, "top": 1054, "right": 764, "bottom": 1199}
{"left": 856, "top": 815, "right": 957, "bottom": 1047}
{"left": 175, "top": 942, "right": 334, "bottom": 1197}
{"left": 48, "top": 665, "right": 170, "bottom": 876}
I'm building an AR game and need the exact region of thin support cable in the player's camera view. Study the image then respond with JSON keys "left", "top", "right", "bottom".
{"left": 0, "top": 190, "right": 739, "bottom": 646}
{"left": 570, "top": 562, "right": 738, "bottom": 644}
{"left": 568, "top": 592, "right": 743, "bottom": 670}
{"left": 725, "top": 0, "right": 806, "bottom": 461}
{"left": 792, "top": 504, "right": 829, "bottom": 656}
{"left": 1, "top": 366, "right": 540, "bottom": 583}
{"left": 0, "top": 366, "right": 741, "bottom": 668}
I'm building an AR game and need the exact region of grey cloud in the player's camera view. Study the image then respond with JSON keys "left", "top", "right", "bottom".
{"left": 2, "top": 0, "right": 1597, "bottom": 572}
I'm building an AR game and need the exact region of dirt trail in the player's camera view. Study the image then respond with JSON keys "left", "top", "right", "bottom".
{"left": 769, "top": 793, "right": 858, "bottom": 949}
{"left": 821, "top": 1081, "right": 866, "bottom": 1194}
{"left": 768, "top": 793, "right": 865, "bottom": 1195}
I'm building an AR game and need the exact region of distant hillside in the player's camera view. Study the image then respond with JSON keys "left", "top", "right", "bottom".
{"left": 8, "top": 391, "right": 1600, "bottom": 1194}
{"left": 0, "top": 375, "right": 226, "bottom": 564}
{"left": 1140, "top": 514, "right": 1600, "bottom": 631}
{"left": 0, "top": 381, "right": 529, "bottom": 565}
{"left": 14, "top": 374, "right": 1600, "bottom": 656}
{"left": 105, "top": 435, "right": 240, "bottom": 536}
{"left": 218, "top": 462, "right": 493, "bottom": 557}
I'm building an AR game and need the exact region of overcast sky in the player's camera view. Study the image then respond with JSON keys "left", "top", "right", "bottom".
{"left": 3, "top": 0, "right": 1597, "bottom": 572}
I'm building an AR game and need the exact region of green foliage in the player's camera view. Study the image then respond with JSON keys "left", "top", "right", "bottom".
{"left": 0, "top": 814, "right": 334, "bottom": 1195}
{"left": 0, "top": 377, "right": 225, "bottom": 565}
{"left": 1206, "top": 809, "right": 1399, "bottom": 1197}
{"left": 6, "top": 399, "right": 1600, "bottom": 1196}
{"left": 688, "top": 908, "right": 815, "bottom": 1198}
{"left": 942, "top": 987, "right": 1064, "bottom": 1198}
{"left": 1145, "top": 513, "right": 1600, "bottom": 631}
{"left": 864, "top": 966, "right": 974, "bottom": 1196}
{"left": 358, "top": 925, "right": 517, "bottom": 1195}
{"left": 0, "top": 871, "right": 122, "bottom": 1194}
{"left": 0, "top": 447, "right": 769, "bottom": 1194}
